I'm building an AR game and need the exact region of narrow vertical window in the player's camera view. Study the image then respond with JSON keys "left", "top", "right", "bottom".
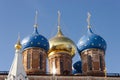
{"left": 60, "top": 61, "right": 64, "bottom": 74}
{"left": 99, "top": 55, "right": 103, "bottom": 71}
{"left": 27, "top": 53, "right": 31, "bottom": 69}
{"left": 55, "top": 58, "right": 57, "bottom": 68}
{"left": 87, "top": 55, "right": 92, "bottom": 70}
{"left": 68, "top": 61, "right": 71, "bottom": 70}
{"left": 40, "top": 54, "right": 42, "bottom": 69}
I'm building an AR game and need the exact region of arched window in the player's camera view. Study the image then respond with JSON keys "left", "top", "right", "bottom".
{"left": 87, "top": 55, "right": 92, "bottom": 70}
{"left": 99, "top": 54, "right": 103, "bottom": 71}
{"left": 40, "top": 54, "right": 42, "bottom": 69}
{"left": 27, "top": 53, "right": 31, "bottom": 69}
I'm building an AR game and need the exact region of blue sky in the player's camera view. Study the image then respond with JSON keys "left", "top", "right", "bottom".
{"left": 0, "top": 0, "right": 120, "bottom": 73}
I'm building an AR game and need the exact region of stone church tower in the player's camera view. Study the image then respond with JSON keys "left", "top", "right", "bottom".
{"left": 21, "top": 11, "right": 49, "bottom": 74}
{"left": 77, "top": 13, "right": 107, "bottom": 76}
{"left": 48, "top": 11, "right": 76, "bottom": 75}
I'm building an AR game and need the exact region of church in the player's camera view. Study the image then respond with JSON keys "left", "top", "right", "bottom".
{"left": 0, "top": 11, "right": 120, "bottom": 80}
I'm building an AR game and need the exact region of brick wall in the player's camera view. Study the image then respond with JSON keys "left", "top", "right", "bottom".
{"left": 48, "top": 51, "right": 72, "bottom": 75}
{"left": 22, "top": 48, "right": 47, "bottom": 74}
{"left": 1, "top": 75, "right": 120, "bottom": 80}
{"left": 81, "top": 48, "right": 105, "bottom": 76}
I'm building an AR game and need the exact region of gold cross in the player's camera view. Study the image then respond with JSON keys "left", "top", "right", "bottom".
{"left": 34, "top": 11, "right": 38, "bottom": 28}
{"left": 87, "top": 12, "right": 91, "bottom": 28}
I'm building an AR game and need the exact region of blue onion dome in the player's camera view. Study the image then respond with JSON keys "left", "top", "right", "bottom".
{"left": 21, "top": 27, "right": 49, "bottom": 51}
{"left": 77, "top": 12, "right": 107, "bottom": 53}
{"left": 21, "top": 11, "right": 49, "bottom": 51}
{"left": 73, "top": 61, "right": 82, "bottom": 74}
{"left": 48, "top": 26, "right": 77, "bottom": 57}
{"left": 77, "top": 27, "right": 107, "bottom": 53}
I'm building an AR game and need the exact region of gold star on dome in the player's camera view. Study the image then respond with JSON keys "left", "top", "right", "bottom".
{"left": 41, "top": 38, "right": 44, "bottom": 40}
{"left": 95, "top": 38, "right": 97, "bottom": 40}
{"left": 44, "top": 44, "right": 46, "bottom": 46}
{"left": 99, "top": 44, "right": 101, "bottom": 46}
{"left": 91, "top": 43, "right": 94, "bottom": 45}
{"left": 37, "top": 42, "right": 40, "bottom": 45}
{"left": 31, "top": 42, "right": 33, "bottom": 44}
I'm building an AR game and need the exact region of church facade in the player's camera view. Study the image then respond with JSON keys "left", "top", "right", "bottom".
{"left": 0, "top": 11, "right": 120, "bottom": 80}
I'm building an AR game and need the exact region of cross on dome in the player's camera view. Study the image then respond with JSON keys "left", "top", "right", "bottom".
{"left": 56, "top": 10, "right": 64, "bottom": 37}
{"left": 87, "top": 12, "right": 91, "bottom": 29}
{"left": 58, "top": 10, "right": 61, "bottom": 27}
{"left": 34, "top": 10, "right": 38, "bottom": 28}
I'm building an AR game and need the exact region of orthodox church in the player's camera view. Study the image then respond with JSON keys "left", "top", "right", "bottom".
{"left": 0, "top": 11, "right": 119, "bottom": 80}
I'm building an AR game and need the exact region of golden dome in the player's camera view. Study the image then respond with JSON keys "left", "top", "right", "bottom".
{"left": 15, "top": 35, "right": 22, "bottom": 50}
{"left": 48, "top": 26, "right": 77, "bottom": 57}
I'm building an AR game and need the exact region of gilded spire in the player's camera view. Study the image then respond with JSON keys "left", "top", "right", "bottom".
{"left": 34, "top": 11, "right": 38, "bottom": 28}
{"left": 56, "top": 11, "right": 64, "bottom": 37}
{"left": 15, "top": 33, "right": 22, "bottom": 50}
{"left": 87, "top": 12, "right": 91, "bottom": 29}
